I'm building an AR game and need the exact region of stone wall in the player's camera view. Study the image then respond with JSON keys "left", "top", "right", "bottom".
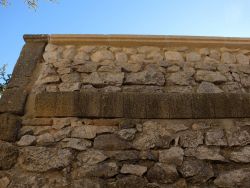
{"left": 0, "top": 35, "right": 250, "bottom": 188}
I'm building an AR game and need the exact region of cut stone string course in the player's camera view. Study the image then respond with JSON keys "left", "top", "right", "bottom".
{"left": 0, "top": 34, "right": 250, "bottom": 187}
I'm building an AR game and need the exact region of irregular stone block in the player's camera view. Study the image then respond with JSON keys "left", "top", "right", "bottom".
{"left": 116, "top": 175, "right": 147, "bottom": 188}
{"left": 0, "top": 88, "right": 27, "bottom": 115}
{"left": 0, "top": 113, "right": 21, "bottom": 142}
{"left": 147, "top": 163, "right": 179, "bottom": 184}
{"left": 229, "top": 146, "right": 250, "bottom": 163}
{"left": 159, "top": 147, "right": 184, "bottom": 166}
{"left": 19, "top": 146, "right": 73, "bottom": 172}
{"left": 214, "top": 168, "right": 250, "bottom": 187}
{"left": 0, "top": 141, "right": 18, "bottom": 170}
{"left": 120, "top": 164, "right": 147, "bottom": 176}
{"left": 94, "top": 134, "right": 132, "bottom": 150}
{"left": 77, "top": 150, "right": 108, "bottom": 165}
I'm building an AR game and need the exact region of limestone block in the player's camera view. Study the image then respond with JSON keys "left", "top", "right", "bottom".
{"left": 19, "top": 146, "right": 73, "bottom": 172}
{"left": 186, "top": 52, "right": 201, "bottom": 62}
{"left": 120, "top": 164, "right": 147, "bottom": 176}
{"left": 0, "top": 141, "right": 18, "bottom": 170}
{"left": 229, "top": 146, "right": 250, "bottom": 163}
{"left": 221, "top": 52, "right": 236, "bottom": 64}
{"left": 77, "top": 150, "right": 108, "bottom": 165}
{"left": 0, "top": 113, "right": 21, "bottom": 142}
{"left": 205, "top": 128, "right": 227, "bottom": 146}
{"left": 17, "top": 135, "right": 36, "bottom": 146}
{"left": 165, "top": 51, "right": 184, "bottom": 63}
{"left": 159, "top": 147, "right": 184, "bottom": 166}
{"left": 195, "top": 70, "right": 227, "bottom": 83}
{"left": 197, "top": 82, "right": 223, "bottom": 93}
{"left": 61, "top": 138, "right": 92, "bottom": 151}
{"left": 91, "top": 50, "right": 114, "bottom": 62}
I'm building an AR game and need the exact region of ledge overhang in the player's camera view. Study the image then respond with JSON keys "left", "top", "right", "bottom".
{"left": 23, "top": 34, "right": 250, "bottom": 48}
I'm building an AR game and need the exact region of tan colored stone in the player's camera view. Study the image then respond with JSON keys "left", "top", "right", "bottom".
{"left": 91, "top": 50, "right": 114, "bottom": 62}
{"left": 17, "top": 135, "right": 36, "bottom": 146}
{"left": 229, "top": 146, "right": 250, "bottom": 163}
{"left": 0, "top": 177, "right": 10, "bottom": 188}
{"left": 185, "top": 146, "right": 225, "bottom": 161}
{"left": 61, "top": 72, "right": 80, "bottom": 83}
{"left": 76, "top": 62, "right": 98, "bottom": 73}
{"left": 221, "top": 52, "right": 236, "bottom": 64}
{"left": 195, "top": 70, "right": 227, "bottom": 83}
{"left": 77, "top": 150, "right": 108, "bottom": 164}
{"left": 197, "top": 82, "right": 223, "bottom": 93}
{"left": 236, "top": 53, "right": 249, "bottom": 64}
{"left": 159, "top": 147, "right": 184, "bottom": 166}
{"left": 22, "top": 118, "right": 53, "bottom": 126}
{"left": 115, "top": 52, "right": 128, "bottom": 64}
{"left": 59, "top": 82, "right": 81, "bottom": 91}
{"left": 130, "top": 54, "right": 145, "bottom": 63}
{"left": 120, "top": 164, "right": 147, "bottom": 176}
{"left": 37, "top": 133, "right": 55, "bottom": 146}
{"left": 165, "top": 51, "right": 184, "bottom": 63}
{"left": 61, "top": 138, "right": 92, "bottom": 151}
{"left": 199, "top": 48, "right": 210, "bottom": 56}
{"left": 186, "top": 52, "right": 201, "bottom": 62}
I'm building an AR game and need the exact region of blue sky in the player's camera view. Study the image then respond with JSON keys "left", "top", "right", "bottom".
{"left": 1, "top": 0, "right": 250, "bottom": 74}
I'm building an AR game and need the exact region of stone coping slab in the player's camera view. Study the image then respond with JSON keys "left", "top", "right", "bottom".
{"left": 35, "top": 92, "right": 250, "bottom": 119}
{"left": 23, "top": 34, "right": 250, "bottom": 48}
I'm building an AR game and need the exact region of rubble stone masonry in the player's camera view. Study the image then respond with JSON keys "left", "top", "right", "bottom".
{"left": 0, "top": 35, "right": 250, "bottom": 187}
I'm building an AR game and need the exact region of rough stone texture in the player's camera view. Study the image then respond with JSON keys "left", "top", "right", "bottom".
{"left": 3, "top": 37, "right": 250, "bottom": 187}
{"left": 17, "top": 135, "right": 36, "bottom": 146}
{"left": 0, "top": 141, "right": 18, "bottom": 170}
{"left": 229, "top": 146, "right": 250, "bottom": 163}
{"left": 195, "top": 70, "right": 227, "bottom": 83}
{"left": 147, "top": 163, "right": 179, "bottom": 184}
{"left": 197, "top": 82, "right": 223, "bottom": 93}
{"left": 19, "top": 146, "right": 73, "bottom": 172}
{"left": 0, "top": 113, "right": 21, "bottom": 142}
{"left": 214, "top": 168, "right": 250, "bottom": 188}
{"left": 120, "top": 164, "right": 147, "bottom": 176}
{"left": 159, "top": 147, "right": 184, "bottom": 166}
{"left": 94, "top": 134, "right": 132, "bottom": 150}
{"left": 179, "top": 158, "right": 214, "bottom": 184}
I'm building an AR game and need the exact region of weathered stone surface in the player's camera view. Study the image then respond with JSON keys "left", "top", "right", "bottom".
{"left": 179, "top": 158, "right": 214, "bottom": 184}
{"left": 91, "top": 50, "right": 114, "bottom": 62}
{"left": 19, "top": 146, "right": 73, "bottom": 172}
{"left": 125, "top": 69, "right": 165, "bottom": 86}
{"left": 115, "top": 52, "right": 128, "bottom": 64}
{"left": 37, "top": 133, "right": 55, "bottom": 146}
{"left": 166, "top": 65, "right": 180, "bottom": 72}
{"left": 118, "top": 128, "right": 137, "bottom": 140}
{"left": 147, "top": 163, "right": 179, "bottom": 184}
{"left": 0, "top": 141, "right": 18, "bottom": 170}
{"left": 53, "top": 126, "right": 72, "bottom": 141}
{"left": 210, "top": 49, "right": 221, "bottom": 60}
{"left": 0, "top": 177, "right": 10, "bottom": 188}
{"left": 61, "top": 72, "right": 80, "bottom": 83}
{"left": 186, "top": 52, "right": 201, "bottom": 62}
{"left": 116, "top": 175, "right": 147, "bottom": 188}
{"left": 77, "top": 150, "right": 108, "bottom": 165}
{"left": 168, "top": 71, "right": 194, "bottom": 86}
{"left": 236, "top": 53, "right": 249, "bottom": 64}
{"left": 120, "top": 164, "right": 147, "bottom": 176}
{"left": 105, "top": 150, "right": 140, "bottom": 161}
{"left": 185, "top": 146, "right": 225, "bottom": 161}
{"left": 195, "top": 70, "right": 227, "bottom": 83}
{"left": 52, "top": 118, "right": 71, "bottom": 130}
{"left": 165, "top": 51, "right": 184, "bottom": 63}
{"left": 130, "top": 54, "right": 145, "bottom": 63}
{"left": 229, "top": 146, "right": 250, "bottom": 163}
{"left": 226, "top": 127, "right": 250, "bottom": 146}
{"left": 73, "top": 178, "right": 105, "bottom": 188}
{"left": 0, "top": 113, "right": 21, "bottom": 142}
{"left": 61, "top": 138, "right": 92, "bottom": 151}
{"left": 59, "top": 82, "right": 81, "bottom": 91}
{"left": 94, "top": 134, "right": 132, "bottom": 150}
{"left": 88, "top": 162, "right": 119, "bottom": 178}
{"left": 0, "top": 88, "right": 27, "bottom": 115}
{"left": 71, "top": 125, "right": 117, "bottom": 139}
{"left": 133, "top": 121, "right": 174, "bottom": 150}
{"left": 159, "top": 147, "right": 184, "bottom": 166}
{"left": 197, "top": 82, "right": 223, "bottom": 93}
{"left": 22, "top": 118, "right": 53, "bottom": 126}
{"left": 205, "top": 128, "right": 227, "bottom": 146}
{"left": 179, "top": 131, "right": 204, "bottom": 148}
{"left": 214, "top": 168, "right": 250, "bottom": 188}
{"left": 17, "top": 135, "right": 36, "bottom": 146}
{"left": 221, "top": 52, "right": 236, "bottom": 64}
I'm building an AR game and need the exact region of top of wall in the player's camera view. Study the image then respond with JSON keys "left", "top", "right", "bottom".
{"left": 24, "top": 34, "right": 250, "bottom": 49}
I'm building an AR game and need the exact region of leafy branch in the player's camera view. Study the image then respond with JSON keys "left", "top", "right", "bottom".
{"left": 0, "top": 64, "right": 11, "bottom": 96}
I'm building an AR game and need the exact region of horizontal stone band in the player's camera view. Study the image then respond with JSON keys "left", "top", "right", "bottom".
{"left": 35, "top": 92, "right": 250, "bottom": 119}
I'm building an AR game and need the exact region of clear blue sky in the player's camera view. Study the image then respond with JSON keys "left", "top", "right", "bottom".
{"left": 1, "top": 0, "right": 250, "bottom": 74}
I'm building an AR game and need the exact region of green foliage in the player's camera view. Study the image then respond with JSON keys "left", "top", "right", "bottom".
{"left": 0, "top": 64, "right": 11, "bottom": 96}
